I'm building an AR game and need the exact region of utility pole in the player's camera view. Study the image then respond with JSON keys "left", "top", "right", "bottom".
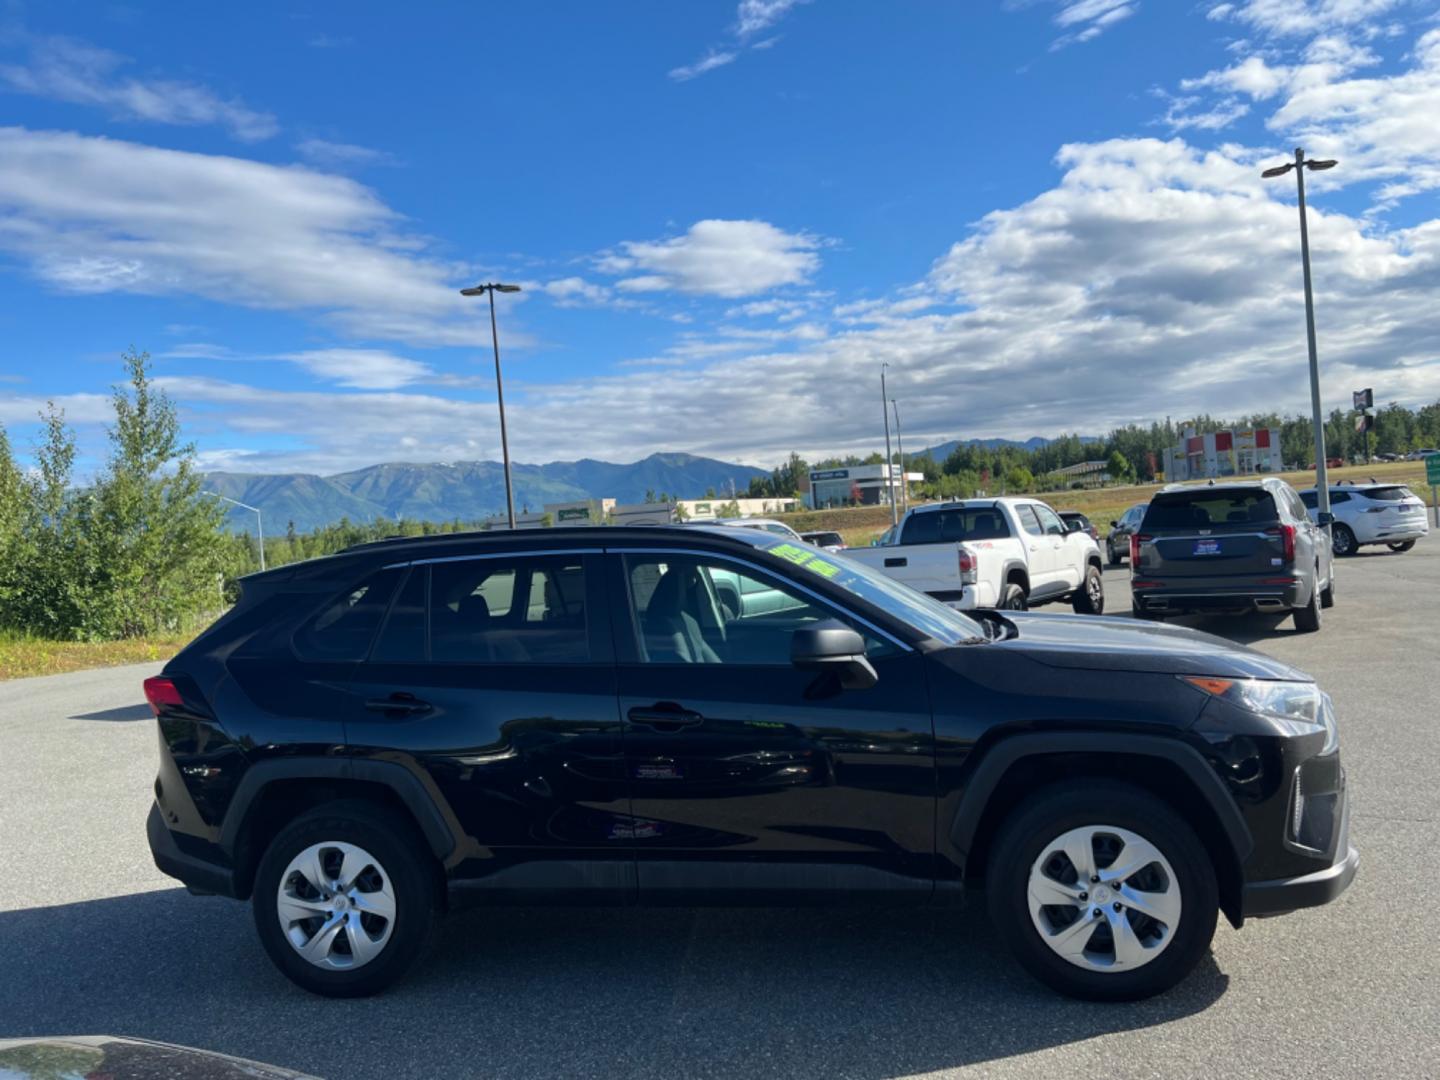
{"left": 891, "top": 398, "right": 907, "bottom": 511}
{"left": 881, "top": 362, "right": 896, "bottom": 524}
{"left": 1262, "top": 148, "right": 1338, "bottom": 520}
{"left": 460, "top": 282, "right": 523, "bottom": 528}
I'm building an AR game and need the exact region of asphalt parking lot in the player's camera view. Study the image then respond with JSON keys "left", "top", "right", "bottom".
{"left": 1, "top": 542, "right": 1437, "bottom": 1080}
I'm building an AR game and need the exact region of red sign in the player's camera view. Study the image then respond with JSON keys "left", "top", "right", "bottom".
{"left": 1215, "top": 431, "right": 1232, "bottom": 452}
{"left": 1256, "top": 429, "right": 1271, "bottom": 448}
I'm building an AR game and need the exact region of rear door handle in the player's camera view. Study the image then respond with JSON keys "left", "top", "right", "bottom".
{"left": 365, "top": 693, "right": 433, "bottom": 716}
{"left": 627, "top": 704, "right": 704, "bottom": 732}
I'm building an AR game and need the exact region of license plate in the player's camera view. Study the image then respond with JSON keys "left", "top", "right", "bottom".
{"left": 1193, "top": 539, "right": 1222, "bottom": 555}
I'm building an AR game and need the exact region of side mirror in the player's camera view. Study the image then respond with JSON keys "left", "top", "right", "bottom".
{"left": 791, "top": 620, "right": 877, "bottom": 691}
{"left": 1317, "top": 511, "right": 1335, "bottom": 527}
{"left": 1109, "top": 520, "right": 1119, "bottom": 528}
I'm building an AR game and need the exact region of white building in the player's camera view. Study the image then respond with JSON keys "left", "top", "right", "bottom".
{"left": 1162, "top": 427, "right": 1283, "bottom": 482}
{"left": 806, "top": 464, "right": 924, "bottom": 509}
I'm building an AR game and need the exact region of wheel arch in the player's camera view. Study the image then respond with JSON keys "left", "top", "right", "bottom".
{"left": 220, "top": 758, "right": 462, "bottom": 899}
{"left": 1002, "top": 562, "right": 1030, "bottom": 593}
{"left": 950, "top": 733, "right": 1253, "bottom": 928}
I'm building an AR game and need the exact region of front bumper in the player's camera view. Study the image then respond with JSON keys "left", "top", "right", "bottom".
{"left": 1242, "top": 843, "right": 1359, "bottom": 917}
{"left": 147, "top": 803, "right": 239, "bottom": 897}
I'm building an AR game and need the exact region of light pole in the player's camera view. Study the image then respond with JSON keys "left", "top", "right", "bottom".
{"left": 891, "top": 398, "right": 907, "bottom": 511}
{"left": 1262, "top": 148, "right": 1337, "bottom": 519}
{"left": 880, "top": 362, "right": 896, "bottom": 524}
{"left": 460, "top": 282, "right": 523, "bottom": 528}
{"left": 203, "top": 491, "right": 264, "bottom": 572}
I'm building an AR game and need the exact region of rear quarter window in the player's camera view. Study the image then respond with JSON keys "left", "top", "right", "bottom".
{"left": 292, "top": 567, "right": 402, "bottom": 661}
{"left": 1143, "top": 491, "right": 1278, "bottom": 530}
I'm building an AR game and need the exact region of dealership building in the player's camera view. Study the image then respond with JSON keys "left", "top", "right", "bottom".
{"left": 1162, "top": 427, "right": 1284, "bottom": 482}
{"left": 806, "top": 464, "right": 925, "bottom": 509}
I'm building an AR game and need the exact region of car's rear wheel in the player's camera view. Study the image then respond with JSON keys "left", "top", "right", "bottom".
{"left": 986, "top": 782, "right": 1218, "bottom": 1001}
{"left": 1000, "top": 583, "right": 1028, "bottom": 611}
{"left": 1293, "top": 570, "right": 1322, "bottom": 632}
{"left": 1332, "top": 523, "right": 1358, "bottom": 557}
{"left": 1387, "top": 540, "right": 1416, "bottom": 553}
{"left": 253, "top": 800, "right": 438, "bottom": 998}
{"left": 1072, "top": 565, "right": 1104, "bottom": 615}
{"left": 1320, "top": 568, "right": 1335, "bottom": 609}
{"left": 1130, "top": 603, "right": 1163, "bottom": 621}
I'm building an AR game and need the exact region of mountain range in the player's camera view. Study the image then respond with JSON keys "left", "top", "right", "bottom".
{"left": 204, "top": 452, "right": 770, "bottom": 533}
{"left": 911, "top": 435, "right": 1100, "bottom": 461}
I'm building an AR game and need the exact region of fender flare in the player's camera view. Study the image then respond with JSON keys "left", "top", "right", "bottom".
{"left": 999, "top": 561, "right": 1029, "bottom": 592}
{"left": 218, "top": 757, "right": 460, "bottom": 864}
{"left": 948, "top": 731, "right": 1254, "bottom": 864}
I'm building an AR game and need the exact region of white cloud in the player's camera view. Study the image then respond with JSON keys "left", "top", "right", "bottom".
{"left": 0, "top": 127, "right": 493, "bottom": 346}
{"left": 281, "top": 349, "right": 434, "bottom": 390}
{"left": 1048, "top": 0, "right": 1139, "bottom": 50}
{"left": 0, "top": 34, "right": 278, "bottom": 141}
{"left": 598, "top": 219, "right": 821, "bottom": 298}
{"left": 669, "top": 50, "right": 739, "bottom": 81}
{"left": 1207, "top": 0, "right": 1405, "bottom": 37}
{"left": 294, "top": 138, "right": 397, "bottom": 170}
{"left": 736, "top": 0, "right": 807, "bottom": 37}
{"left": 537, "top": 276, "right": 612, "bottom": 306}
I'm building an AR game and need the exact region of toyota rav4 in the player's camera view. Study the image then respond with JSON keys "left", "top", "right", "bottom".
{"left": 146, "top": 525, "right": 1356, "bottom": 1000}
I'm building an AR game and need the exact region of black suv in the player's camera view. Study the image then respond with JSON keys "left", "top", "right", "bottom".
{"left": 1130, "top": 479, "right": 1334, "bottom": 631}
{"left": 146, "top": 525, "right": 1356, "bottom": 1000}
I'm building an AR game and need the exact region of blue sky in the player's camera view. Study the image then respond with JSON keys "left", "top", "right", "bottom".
{"left": 2, "top": 0, "right": 1439, "bottom": 475}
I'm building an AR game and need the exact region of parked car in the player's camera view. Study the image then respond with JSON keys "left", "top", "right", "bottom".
{"left": 0, "top": 1036, "right": 319, "bottom": 1080}
{"left": 1058, "top": 511, "right": 1098, "bottom": 544}
{"left": 1300, "top": 483, "right": 1429, "bottom": 555}
{"left": 846, "top": 497, "right": 1104, "bottom": 613}
{"left": 146, "top": 524, "right": 1355, "bottom": 1001}
{"left": 801, "top": 529, "right": 846, "bottom": 552}
{"left": 713, "top": 517, "right": 804, "bottom": 541}
{"left": 1106, "top": 502, "right": 1149, "bottom": 565}
{"left": 1130, "top": 479, "right": 1333, "bottom": 631}
{"left": 1406, "top": 448, "right": 1439, "bottom": 461}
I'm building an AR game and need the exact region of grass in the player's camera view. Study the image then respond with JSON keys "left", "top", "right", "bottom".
{"left": 780, "top": 459, "right": 1434, "bottom": 548}
{"left": 0, "top": 632, "right": 193, "bottom": 681}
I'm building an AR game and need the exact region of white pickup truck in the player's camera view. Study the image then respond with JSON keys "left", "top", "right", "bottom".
{"left": 845, "top": 498, "right": 1105, "bottom": 612}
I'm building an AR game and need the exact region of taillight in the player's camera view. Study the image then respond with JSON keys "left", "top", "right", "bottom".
{"left": 1130, "top": 533, "right": 1149, "bottom": 564}
{"left": 1266, "top": 524, "right": 1296, "bottom": 562}
{"left": 143, "top": 676, "right": 183, "bottom": 716}
{"left": 958, "top": 549, "right": 977, "bottom": 585}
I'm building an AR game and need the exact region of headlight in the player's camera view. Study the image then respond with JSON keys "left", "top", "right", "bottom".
{"left": 1181, "top": 676, "right": 1337, "bottom": 753}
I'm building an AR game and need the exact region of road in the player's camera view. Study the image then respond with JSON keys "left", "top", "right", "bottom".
{"left": 1, "top": 543, "right": 1437, "bottom": 1079}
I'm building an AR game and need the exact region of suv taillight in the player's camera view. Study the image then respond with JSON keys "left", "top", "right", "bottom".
{"left": 1266, "top": 523, "right": 1296, "bottom": 563}
{"left": 1130, "top": 533, "right": 1149, "bottom": 564}
{"left": 958, "top": 549, "right": 977, "bottom": 585}
{"left": 143, "top": 676, "right": 183, "bottom": 716}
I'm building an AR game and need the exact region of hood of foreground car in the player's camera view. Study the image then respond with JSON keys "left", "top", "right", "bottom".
{"left": 992, "top": 611, "right": 1311, "bottom": 680}
{"left": 0, "top": 1036, "right": 321, "bottom": 1080}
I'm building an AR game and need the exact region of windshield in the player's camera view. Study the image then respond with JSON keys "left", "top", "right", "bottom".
{"left": 750, "top": 536, "right": 986, "bottom": 645}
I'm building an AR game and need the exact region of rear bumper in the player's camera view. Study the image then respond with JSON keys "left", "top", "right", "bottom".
{"left": 1242, "top": 844, "right": 1359, "bottom": 917}
{"left": 147, "top": 803, "right": 239, "bottom": 898}
{"left": 1132, "top": 581, "right": 1304, "bottom": 613}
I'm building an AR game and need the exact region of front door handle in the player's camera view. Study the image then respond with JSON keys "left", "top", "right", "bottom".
{"left": 627, "top": 704, "right": 704, "bottom": 732}
{"left": 365, "top": 693, "right": 433, "bottom": 716}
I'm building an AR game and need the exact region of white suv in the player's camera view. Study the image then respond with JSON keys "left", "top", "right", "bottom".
{"left": 1300, "top": 483, "right": 1429, "bottom": 556}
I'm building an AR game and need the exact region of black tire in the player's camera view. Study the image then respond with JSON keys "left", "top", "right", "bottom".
{"left": 1000, "top": 583, "right": 1028, "bottom": 611}
{"left": 1293, "top": 570, "right": 1322, "bottom": 632}
{"left": 1107, "top": 540, "right": 1122, "bottom": 567}
{"left": 1320, "top": 568, "right": 1335, "bottom": 609}
{"left": 1072, "top": 564, "right": 1105, "bottom": 615}
{"left": 986, "top": 781, "right": 1218, "bottom": 1001}
{"left": 1387, "top": 540, "right": 1416, "bottom": 553}
{"left": 252, "top": 800, "right": 439, "bottom": 998}
{"left": 1332, "top": 523, "right": 1357, "bottom": 557}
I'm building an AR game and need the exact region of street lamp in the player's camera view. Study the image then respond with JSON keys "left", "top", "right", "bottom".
{"left": 880, "top": 362, "right": 896, "bottom": 525}
{"left": 1262, "top": 148, "right": 1338, "bottom": 519}
{"left": 891, "top": 398, "right": 907, "bottom": 512}
{"left": 460, "top": 282, "right": 523, "bottom": 529}
{"left": 203, "top": 491, "right": 264, "bottom": 572}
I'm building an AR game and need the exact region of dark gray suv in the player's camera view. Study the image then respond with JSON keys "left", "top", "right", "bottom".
{"left": 1130, "top": 479, "right": 1333, "bottom": 631}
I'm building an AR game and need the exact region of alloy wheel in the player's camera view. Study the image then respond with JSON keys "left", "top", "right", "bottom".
{"left": 1026, "top": 824, "right": 1181, "bottom": 972}
{"left": 277, "top": 841, "right": 396, "bottom": 970}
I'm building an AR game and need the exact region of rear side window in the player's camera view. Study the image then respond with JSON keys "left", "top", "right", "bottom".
{"left": 427, "top": 556, "right": 590, "bottom": 664}
{"left": 901, "top": 507, "right": 1012, "bottom": 544}
{"left": 1360, "top": 486, "right": 1414, "bottom": 502}
{"left": 293, "top": 567, "right": 402, "bottom": 661}
{"left": 1300, "top": 491, "right": 1318, "bottom": 509}
{"left": 1143, "top": 491, "right": 1278, "bottom": 529}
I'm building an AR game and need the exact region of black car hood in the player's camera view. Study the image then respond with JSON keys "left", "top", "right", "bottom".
{"left": 0, "top": 1036, "right": 321, "bottom": 1080}
{"left": 989, "top": 611, "right": 1311, "bottom": 680}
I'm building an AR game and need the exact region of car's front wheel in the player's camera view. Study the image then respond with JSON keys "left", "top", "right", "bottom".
{"left": 986, "top": 782, "right": 1218, "bottom": 1001}
{"left": 252, "top": 800, "right": 438, "bottom": 998}
{"left": 1072, "top": 565, "right": 1105, "bottom": 615}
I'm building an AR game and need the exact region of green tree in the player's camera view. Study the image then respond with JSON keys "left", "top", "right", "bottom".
{"left": 1105, "top": 450, "right": 1132, "bottom": 484}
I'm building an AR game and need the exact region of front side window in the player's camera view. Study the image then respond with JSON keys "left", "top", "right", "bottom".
{"left": 368, "top": 557, "right": 590, "bottom": 665}
{"left": 624, "top": 555, "right": 893, "bottom": 665}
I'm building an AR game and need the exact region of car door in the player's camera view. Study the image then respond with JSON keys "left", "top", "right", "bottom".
{"left": 1014, "top": 504, "right": 1061, "bottom": 596}
{"left": 344, "top": 550, "right": 635, "bottom": 901}
{"left": 1033, "top": 503, "right": 1082, "bottom": 591}
{"left": 606, "top": 546, "right": 935, "bottom": 903}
